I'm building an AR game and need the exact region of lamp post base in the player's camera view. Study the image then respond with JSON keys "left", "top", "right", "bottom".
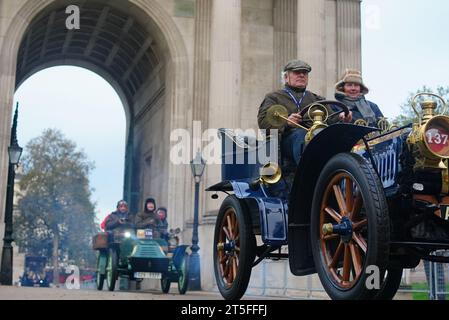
{"left": 188, "top": 252, "right": 201, "bottom": 291}
{"left": 0, "top": 243, "right": 13, "bottom": 285}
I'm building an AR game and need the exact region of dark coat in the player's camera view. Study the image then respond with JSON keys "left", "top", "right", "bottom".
{"left": 258, "top": 86, "right": 324, "bottom": 131}
{"left": 258, "top": 85, "right": 326, "bottom": 135}
{"left": 105, "top": 210, "right": 134, "bottom": 231}
{"left": 135, "top": 211, "right": 161, "bottom": 230}
{"left": 157, "top": 219, "right": 169, "bottom": 237}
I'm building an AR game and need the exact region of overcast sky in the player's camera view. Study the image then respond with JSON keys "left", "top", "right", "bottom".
{"left": 13, "top": 0, "right": 449, "bottom": 223}
{"left": 14, "top": 68, "right": 126, "bottom": 223}
{"left": 361, "top": 0, "right": 449, "bottom": 118}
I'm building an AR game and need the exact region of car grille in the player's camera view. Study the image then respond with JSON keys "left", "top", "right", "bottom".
{"left": 372, "top": 145, "right": 397, "bottom": 188}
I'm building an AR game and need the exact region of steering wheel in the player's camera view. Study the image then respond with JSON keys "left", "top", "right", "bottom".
{"left": 299, "top": 100, "right": 350, "bottom": 126}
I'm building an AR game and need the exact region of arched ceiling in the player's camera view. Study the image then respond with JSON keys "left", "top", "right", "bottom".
{"left": 16, "top": 0, "right": 163, "bottom": 112}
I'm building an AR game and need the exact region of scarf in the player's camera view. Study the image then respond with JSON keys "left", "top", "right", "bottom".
{"left": 336, "top": 93, "right": 376, "bottom": 125}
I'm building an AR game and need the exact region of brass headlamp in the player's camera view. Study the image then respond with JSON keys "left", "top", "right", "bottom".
{"left": 305, "top": 104, "right": 329, "bottom": 144}
{"left": 407, "top": 93, "right": 449, "bottom": 170}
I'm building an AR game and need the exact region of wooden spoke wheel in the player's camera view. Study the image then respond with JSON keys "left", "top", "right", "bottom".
{"left": 311, "top": 153, "right": 390, "bottom": 300}
{"left": 214, "top": 196, "right": 256, "bottom": 300}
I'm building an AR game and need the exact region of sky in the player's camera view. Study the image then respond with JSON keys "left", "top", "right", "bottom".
{"left": 361, "top": 0, "right": 449, "bottom": 118}
{"left": 14, "top": 67, "right": 126, "bottom": 223}
{"left": 13, "top": 0, "right": 449, "bottom": 223}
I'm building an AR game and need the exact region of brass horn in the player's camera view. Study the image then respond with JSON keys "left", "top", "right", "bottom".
{"left": 266, "top": 104, "right": 309, "bottom": 131}
{"left": 260, "top": 162, "right": 282, "bottom": 185}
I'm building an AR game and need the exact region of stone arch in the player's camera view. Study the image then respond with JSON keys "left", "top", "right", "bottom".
{"left": 0, "top": 0, "right": 191, "bottom": 223}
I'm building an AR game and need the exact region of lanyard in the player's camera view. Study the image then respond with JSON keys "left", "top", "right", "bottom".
{"left": 284, "top": 88, "right": 306, "bottom": 111}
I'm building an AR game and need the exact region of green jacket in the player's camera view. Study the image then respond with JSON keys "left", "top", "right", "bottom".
{"left": 258, "top": 86, "right": 325, "bottom": 135}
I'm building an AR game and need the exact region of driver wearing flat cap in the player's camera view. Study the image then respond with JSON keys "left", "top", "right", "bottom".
{"left": 258, "top": 59, "right": 352, "bottom": 165}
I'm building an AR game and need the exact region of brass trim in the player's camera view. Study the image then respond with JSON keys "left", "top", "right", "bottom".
{"left": 260, "top": 162, "right": 282, "bottom": 185}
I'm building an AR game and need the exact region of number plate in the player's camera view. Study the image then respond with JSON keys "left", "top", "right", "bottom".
{"left": 134, "top": 272, "right": 161, "bottom": 279}
{"left": 137, "top": 229, "right": 153, "bottom": 239}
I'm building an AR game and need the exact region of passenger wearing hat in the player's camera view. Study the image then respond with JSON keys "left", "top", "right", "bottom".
{"left": 105, "top": 200, "right": 134, "bottom": 231}
{"left": 335, "top": 69, "right": 383, "bottom": 127}
{"left": 258, "top": 59, "right": 351, "bottom": 164}
{"left": 135, "top": 198, "right": 161, "bottom": 236}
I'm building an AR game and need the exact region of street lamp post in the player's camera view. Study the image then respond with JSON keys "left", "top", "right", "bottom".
{"left": 189, "top": 151, "right": 206, "bottom": 291}
{"left": 0, "top": 104, "right": 23, "bottom": 286}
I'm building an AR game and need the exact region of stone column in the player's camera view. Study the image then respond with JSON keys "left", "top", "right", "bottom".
{"left": 324, "top": 0, "right": 338, "bottom": 98}
{"left": 205, "top": 0, "right": 242, "bottom": 214}
{"left": 192, "top": 0, "right": 212, "bottom": 126}
{"left": 297, "top": 0, "right": 326, "bottom": 96}
{"left": 200, "top": 0, "right": 242, "bottom": 290}
{"left": 336, "top": 0, "right": 362, "bottom": 75}
{"left": 208, "top": 0, "right": 241, "bottom": 130}
{"left": 273, "top": 0, "right": 297, "bottom": 89}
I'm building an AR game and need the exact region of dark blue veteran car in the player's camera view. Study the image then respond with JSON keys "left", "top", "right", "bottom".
{"left": 207, "top": 93, "right": 449, "bottom": 300}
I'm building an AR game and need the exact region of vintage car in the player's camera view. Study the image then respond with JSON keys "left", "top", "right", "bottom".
{"left": 206, "top": 93, "right": 449, "bottom": 300}
{"left": 93, "top": 225, "right": 189, "bottom": 294}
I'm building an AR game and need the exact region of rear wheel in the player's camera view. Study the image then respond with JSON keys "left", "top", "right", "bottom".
{"left": 106, "top": 248, "right": 118, "bottom": 291}
{"left": 178, "top": 254, "right": 189, "bottom": 295}
{"left": 161, "top": 274, "right": 171, "bottom": 294}
{"left": 214, "top": 195, "right": 256, "bottom": 300}
{"left": 311, "top": 153, "right": 390, "bottom": 300}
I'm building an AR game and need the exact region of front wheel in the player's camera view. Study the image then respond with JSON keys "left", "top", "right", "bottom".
{"left": 106, "top": 248, "right": 118, "bottom": 291}
{"left": 214, "top": 195, "right": 256, "bottom": 300}
{"left": 310, "top": 153, "right": 390, "bottom": 300}
{"left": 95, "top": 251, "right": 107, "bottom": 291}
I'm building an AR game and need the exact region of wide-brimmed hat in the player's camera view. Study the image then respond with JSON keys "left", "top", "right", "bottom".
{"left": 335, "top": 69, "right": 369, "bottom": 95}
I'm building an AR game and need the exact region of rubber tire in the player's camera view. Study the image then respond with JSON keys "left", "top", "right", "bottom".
{"left": 96, "top": 251, "right": 106, "bottom": 291}
{"left": 178, "top": 254, "right": 190, "bottom": 295}
{"left": 161, "top": 275, "right": 171, "bottom": 294}
{"left": 106, "top": 248, "right": 118, "bottom": 292}
{"left": 161, "top": 274, "right": 171, "bottom": 294}
{"left": 374, "top": 268, "right": 403, "bottom": 300}
{"left": 310, "top": 152, "right": 390, "bottom": 300}
{"left": 214, "top": 195, "right": 256, "bottom": 300}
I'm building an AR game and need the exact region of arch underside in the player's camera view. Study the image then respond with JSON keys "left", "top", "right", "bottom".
{"left": 16, "top": 0, "right": 167, "bottom": 118}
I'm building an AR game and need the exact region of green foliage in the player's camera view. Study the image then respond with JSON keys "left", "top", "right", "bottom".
{"left": 394, "top": 86, "right": 449, "bottom": 126}
{"left": 14, "top": 129, "right": 98, "bottom": 268}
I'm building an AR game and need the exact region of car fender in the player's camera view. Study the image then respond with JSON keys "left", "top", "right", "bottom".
{"left": 287, "top": 124, "right": 377, "bottom": 276}
{"left": 173, "top": 245, "right": 189, "bottom": 269}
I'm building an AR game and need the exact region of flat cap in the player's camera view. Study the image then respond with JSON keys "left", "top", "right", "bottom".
{"left": 283, "top": 59, "right": 312, "bottom": 73}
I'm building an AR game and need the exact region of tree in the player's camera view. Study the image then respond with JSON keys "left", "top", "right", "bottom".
{"left": 14, "top": 129, "right": 98, "bottom": 284}
{"left": 394, "top": 86, "right": 449, "bottom": 126}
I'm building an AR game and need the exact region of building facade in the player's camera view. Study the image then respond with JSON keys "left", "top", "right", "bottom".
{"left": 0, "top": 0, "right": 362, "bottom": 291}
